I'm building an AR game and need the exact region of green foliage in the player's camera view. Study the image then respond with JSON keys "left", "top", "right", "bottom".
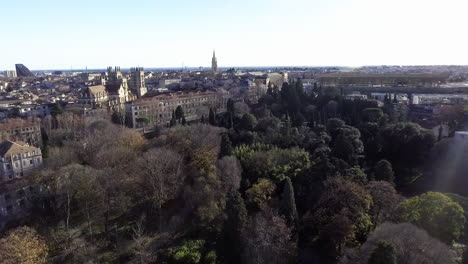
{"left": 368, "top": 241, "right": 397, "bottom": 264}
{"left": 136, "top": 117, "right": 150, "bottom": 124}
{"left": 175, "top": 105, "right": 185, "bottom": 121}
{"left": 313, "top": 178, "right": 373, "bottom": 254}
{"left": 380, "top": 122, "right": 436, "bottom": 180}
{"left": 51, "top": 102, "right": 63, "bottom": 116}
{"left": 240, "top": 113, "right": 258, "bottom": 131}
{"left": 445, "top": 193, "right": 468, "bottom": 240}
{"left": 332, "top": 125, "right": 364, "bottom": 165}
{"left": 167, "top": 240, "right": 205, "bottom": 264}
{"left": 246, "top": 178, "right": 276, "bottom": 211}
{"left": 209, "top": 108, "right": 216, "bottom": 125}
{"left": 326, "top": 118, "right": 346, "bottom": 139}
{"left": 398, "top": 192, "right": 465, "bottom": 243}
{"left": 362, "top": 108, "right": 384, "bottom": 123}
{"left": 222, "top": 191, "right": 248, "bottom": 264}
{"left": 232, "top": 144, "right": 311, "bottom": 183}
{"left": 344, "top": 166, "right": 368, "bottom": 185}
{"left": 204, "top": 250, "right": 217, "bottom": 264}
{"left": 189, "top": 146, "right": 226, "bottom": 224}
{"left": 111, "top": 111, "right": 124, "bottom": 125}
{"left": 374, "top": 160, "right": 394, "bottom": 183}
{"left": 220, "top": 134, "right": 232, "bottom": 157}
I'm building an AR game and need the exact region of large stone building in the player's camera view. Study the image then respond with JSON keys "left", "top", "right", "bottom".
{"left": 80, "top": 66, "right": 135, "bottom": 109}
{"left": 0, "top": 141, "right": 42, "bottom": 182}
{"left": 317, "top": 72, "right": 449, "bottom": 87}
{"left": 0, "top": 119, "right": 42, "bottom": 147}
{"left": 125, "top": 89, "right": 230, "bottom": 128}
{"left": 0, "top": 141, "right": 42, "bottom": 230}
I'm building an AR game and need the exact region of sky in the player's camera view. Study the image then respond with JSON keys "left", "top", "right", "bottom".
{"left": 1, "top": 0, "right": 468, "bottom": 70}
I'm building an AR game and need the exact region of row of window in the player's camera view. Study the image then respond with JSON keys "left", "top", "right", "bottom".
{"left": 2, "top": 126, "right": 37, "bottom": 134}
{"left": 133, "top": 96, "right": 217, "bottom": 111}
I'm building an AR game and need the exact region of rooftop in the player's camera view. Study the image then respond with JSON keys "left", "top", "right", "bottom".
{"left": 0, "top": 140, "right": 39, "bottom": 157}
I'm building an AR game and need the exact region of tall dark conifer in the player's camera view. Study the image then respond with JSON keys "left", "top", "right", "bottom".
{"left": 280, "top": 177, "right": 298, "bottom": 225}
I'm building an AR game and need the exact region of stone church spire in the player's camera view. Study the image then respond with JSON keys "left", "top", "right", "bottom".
{"left": 211, "top": 50, "right": 218, "bottom": 73}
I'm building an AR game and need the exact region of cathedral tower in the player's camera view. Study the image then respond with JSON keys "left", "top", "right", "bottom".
{"left": 211, "top": 50, "right": 218, "bottom": 73}
{"left": 130, "top": 67, "right": 147, "bottom": 98}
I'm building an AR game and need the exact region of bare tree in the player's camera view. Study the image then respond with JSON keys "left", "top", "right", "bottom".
{"left": 136, "top": 148, "right": 185, "bottom": 231}
{"left": 131, "top": 218, "right": 154, "bottom": 264}
{"left": 217, "top": 156, "right": 242, "bottom": 192}
{"left": 366, "top": 181, "right": 403, "bottom": 226}
{"left": 242, "top": 208, "right": 296, "bottom": 264}
{"left": 340, "top": 222, "right": 456, "bottom": 264}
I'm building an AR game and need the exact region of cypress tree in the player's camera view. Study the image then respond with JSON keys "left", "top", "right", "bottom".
{"left": 170, "top": 110, "right": 176, "bottom": 127}
{"left": 220, "top": 133, "right": 232, "bottom": 157}
{"left": 175, "top": 105, "right": 184, "bottom": 122}
{"left": 223, "top": 191, "right": 248, "bottom": 264}
{"left": 280, "top": 177, "right": 298, "bottom": 225}
{"left": 227, "top": 98, "right": 235, "bottom": 114}
{"left": 209, "top": 108, "right": 216, "bottom": 125}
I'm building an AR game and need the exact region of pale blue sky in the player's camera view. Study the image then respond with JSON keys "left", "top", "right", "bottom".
{"left": 1, "top": 0, "right": 467, "bottom": 70}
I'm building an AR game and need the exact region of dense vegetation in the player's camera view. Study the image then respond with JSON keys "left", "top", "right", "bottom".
{"left": 1, "top": 80, "right": 466, "bottom": 264}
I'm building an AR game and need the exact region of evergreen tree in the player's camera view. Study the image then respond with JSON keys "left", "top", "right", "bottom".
{"left": 227, "top": 98, "right": 235, "bottom": 114}
{"left": 240, "top": 114, "right": 257, "bottom": 131}
{"left": 368, "top": 241, "right": 396, "bottom": 264}
{"left": 392, "top": 94, "right": 398, "bottom": 103}
{"left": 374, "top": 159, "right": 395, "bottom": 183}
{"left": 209, "top": 108, "right": 217, "bottom": 125}
{"left": 170, "top": 110, "right": 177, "bottom": 127}
{"left": 220, "top": 134, "right": 232, "bottom": 157}
{"left": 280, "top": 177, "right": 298, "bottom": 225}
{"left": 223, "top": 191, "right": 248, "bottom": 264}
{"left": 51, "top": 102, "right": 63, "bottom": 116}
{"left": 175, "top": 105, "right": 184, "bottom": 122}
{"left": 111, "top": 111, "right": 123, "bottom": 125}
{"left": 313, "top": 82, "right": 319, "bottom": 96}
{"left": 295, "top": 78, "right": 304, "bottom": 97}
{"left": 280, "top": 82, "right": 290, "bottom": 106}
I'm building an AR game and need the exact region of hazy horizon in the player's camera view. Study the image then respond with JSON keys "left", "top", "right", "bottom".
{"left": 2, "top": 0, "right": 468, "bottom": 70}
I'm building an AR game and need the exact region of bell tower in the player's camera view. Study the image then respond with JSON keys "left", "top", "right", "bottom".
{"left": 211, "top": 50, "right": 218, "bottom": 73}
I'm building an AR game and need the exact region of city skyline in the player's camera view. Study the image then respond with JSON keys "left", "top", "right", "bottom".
{"left": 2, "top": 0, "right": 468, "bottom": 70}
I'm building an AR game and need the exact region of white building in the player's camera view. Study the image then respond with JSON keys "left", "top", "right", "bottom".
{"left": 0, "top": 141, "right": 42, "bottom": 182}
{"left": 4, "top": 70, "right": 17, "bottom": 78}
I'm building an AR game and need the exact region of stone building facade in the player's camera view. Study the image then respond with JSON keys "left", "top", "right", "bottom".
{"left": 0, "top": 119, "right": 42, "bottom": 147}
{"left": 0, "top": 141, "right": 43, "bottom": 182}
{"left": 79, "top": 66, "right": 135, "bottom": 110}
{"left": 125, "top": 90, "right": 230, "bottom": 128}
{"left": 0, "top": 140, "right": 43, "bottom": 230}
